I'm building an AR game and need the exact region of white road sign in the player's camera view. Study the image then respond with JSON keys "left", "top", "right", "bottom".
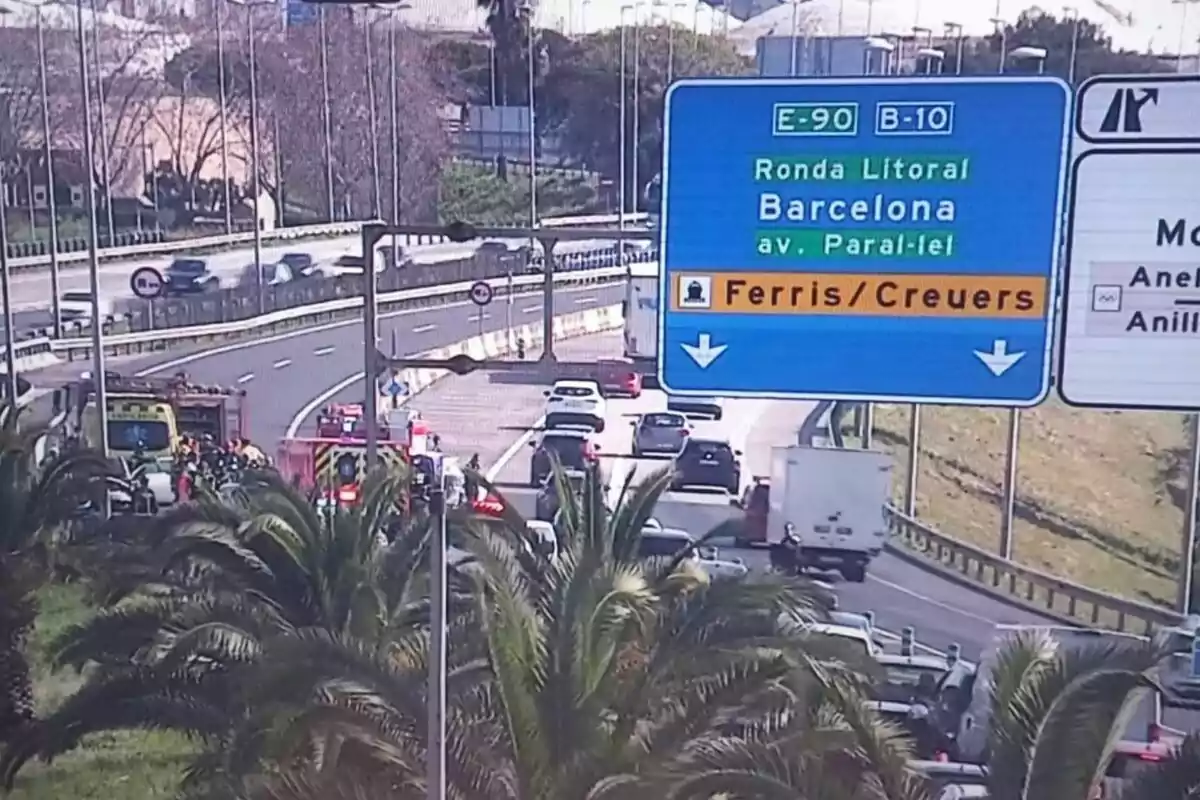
{"left": 1059, "top": 75, "right": 1200, "bottom": 410}
{"left": 1076, "top": 74, "right": 1200, "bottom": 145}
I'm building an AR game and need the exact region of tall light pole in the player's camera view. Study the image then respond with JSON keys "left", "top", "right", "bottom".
{"left": 32, "top": 3, "right": 63, "bottom": 339}
{"left": 0, "top": 195, "right": 16, "bottom": 411}
{"left": 228, "top": 0, "right": 268, "bottom": 314}
{"left": 995, "top": 44, "right": 1047, "bottom": 561}
{"left": 990, "top": 17, "right": 1009, "bottom": 73}
{"left": 75, "top": 0, "right": 108, "bottom": 455}
{"left": 318, "top": 6, "right": 336, "bottom": 220}
{"left": 1174, "top": 0, "right": 1200, "bottom": 72}
{"left": 87, "top": 0, "right": 115, "bottom": 244}
{"left": 364, "top": 16, "right": 382, "bottom": 217}
{"left": 526, "top": 10, "right": 537, "bottom": 229}
{"left": 944, "top": 21, "right": 965, "bottom": 73}
{"left": 619, "top": 4, "right": 632, "bottom": 228}
{"left": 216, "top": 0, "right": 233, "bottom": 234}
{"left": 631, "top": 1, "right": 641, "bottom": 211}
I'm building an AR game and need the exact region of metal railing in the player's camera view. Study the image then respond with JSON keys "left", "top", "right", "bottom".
{"left": 5, "top": 212, "right": 652, "bottom": 272}
{"left": 17, "top": 263, "right": 637, "bottom": 367}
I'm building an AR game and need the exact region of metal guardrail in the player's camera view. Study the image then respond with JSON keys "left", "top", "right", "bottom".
{"left": 28, "top": 264, "right": 635, "bottom": 365}
{"left": 884, "top": 507, "right": 1184, "bottom": 636}
{"left": 806, "top": 402, "right": 1184, "bottom": 638}
{"left": 27, "top": 246, "right": 653, "bottom": 341}
{"left": 6, "top": 212, "right": 651, "bottom": 273}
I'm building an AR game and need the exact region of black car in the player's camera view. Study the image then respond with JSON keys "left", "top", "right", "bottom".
{"left": 164, "top": 258, "right": 219, "bottom": 295}
{"left": 278, "top": 252, "right": 323, "bottom": 279}
{"left": 528, "top": 428, "right": 595, "bottom": 487}
{"left": 671, "top": 437, "right": 741, "bottom": 493}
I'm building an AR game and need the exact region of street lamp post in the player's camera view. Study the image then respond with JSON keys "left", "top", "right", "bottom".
{"left": 996, "top": 43, "right": 1046, "bottom": 560}
{"left": 619, "top": 5, "right": 632, "bottom": 228}
{"left": 364, "top": 16, "right": 382, "bottom": 217}
{"left": 990, "top": 17, "right": 1009, "bottom": 74}
{"left": 318, "top": 6, "right": 336, "bottom": 220}
{"left": 228, "top": 0, "right": 269, "bottom": 314}
{"left": 944, "top": 21, "right": 965, "bottom": 73}
{"left": 216, "top": 0, "right": 234, "bottom": 234}
{"left": 75, "top": 0, "right": 108, "bottom": 455}
{"left": 1062, "top": 6, "right": 1081, "bottom": 84}
{"left": 33, "top": 3, "right": 63, "bottom": 339}
{"left": 631, "top": 2, "right": 641, "bottom": 211}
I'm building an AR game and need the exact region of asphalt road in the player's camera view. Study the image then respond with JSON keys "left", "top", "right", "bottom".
{"left": 27, "top": 283, "right": 623, "bottom": 446}
{"left": 404, "top": 332, "right": 1197, "bottom": 739}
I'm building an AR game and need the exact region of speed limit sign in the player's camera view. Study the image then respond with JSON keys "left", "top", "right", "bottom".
{"left": 469, "top": 280, "right": 494, "bottom": 307}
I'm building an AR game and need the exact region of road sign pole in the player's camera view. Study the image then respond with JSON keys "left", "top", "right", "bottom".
{"left": 999, "top": 408, "right": 1021, "bottom": 560}
{"left": 362, "top": 223, "right": 384, "bottom": 470}
{"left": 539, "top": 235, "right": 558, "bottom": 363}
{"left": 1179, "top": 414, "right": 1200, "bottom": 613}
{"left": 904, "top": 405, "right": 921, "bottom": 517}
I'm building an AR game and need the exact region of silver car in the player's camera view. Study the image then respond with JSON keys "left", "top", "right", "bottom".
{"left": 631, "top": 411, "right": 690, "bottom": 457}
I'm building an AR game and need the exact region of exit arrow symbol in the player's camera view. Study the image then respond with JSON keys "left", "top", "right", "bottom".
{"left": 680, "top": 333, "right": 727, "bottom": 369}
{"left": 973, "top": 339, "right": 1025, "bottom": 377}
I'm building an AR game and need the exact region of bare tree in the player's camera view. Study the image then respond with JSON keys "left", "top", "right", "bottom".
{"left": 253, "top": 11, "right": 450, "bottom": 222}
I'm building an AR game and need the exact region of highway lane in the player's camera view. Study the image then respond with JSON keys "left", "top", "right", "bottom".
{"left": 398, "top": 346, "right": 1196, "bottom": 737}
{"left": 7, "top": 233, "right": 616, "bottom": 324}
{"left": 104, "top": 284, "right": 624, "bottom": 447}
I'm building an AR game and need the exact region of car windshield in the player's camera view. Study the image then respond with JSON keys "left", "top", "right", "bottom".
{"left": 642, "top": 413, "right": 685, "bottom": 428}
{"left": 639, "top": 533, "right": 693, "bottom": 558}
{"left": 540, "top": 436, "right": 585, "bottom": 466}
{"left": 553, "top": 386, "right": 595, "bottom": 398}
{"left": 108, "top": 420, "right": 171, "bottom": 451}
{"left": 685, "top": 440, "right": 731, "bottom": 458}
{"left": 168, "top": 259, "right": 206, "bottom": 274}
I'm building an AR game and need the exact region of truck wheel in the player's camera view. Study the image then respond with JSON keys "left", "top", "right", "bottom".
{"left": 842, "top": 564, "right": 867, "bottom": 583}
{"left": 594, "top": 418, "right": 606, "bottom": 433}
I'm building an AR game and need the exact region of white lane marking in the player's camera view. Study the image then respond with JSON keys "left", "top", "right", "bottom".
{"left": 412, "top": 324, "right": 436, "bottom": 334}
{"left": 467, "top": 313, "right": 489, "bottom": 323}
{"left": 237, "top": 373, "right": 255, "bottom": 384}
{"left": 482, "top": 414, "right": 951, "bottom": 660}
{"left": 313, "top": 346, "right": 335, "bottom": 356}
{"left": 487, "top": 416, "right": 546, "bottom": 481}
{"left": 866, "top": 573, "right": 998, "bottom": 626}
{"left": 133, "top": 287, "right": 607, "bottom": 379}
{"left": 521, "top": 305, "right": 540, "bottom": 314}
{"left": 286, "top": 372, "right": 364, "bottom": 437}
{"left": 574, "top": 296, "right": 597, "bottom": 305}
{"left": 279, "top": 285, "right": 615, "bottom": 438}
{"left": 273, "top": 359, "right": 291, "bottom": 369}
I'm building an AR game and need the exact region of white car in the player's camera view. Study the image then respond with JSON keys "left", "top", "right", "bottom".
{"left": 638, "top": 526, "right": 748, "bottom": 579}
{"left": 544, "top": 379, "right": 606, "bottom": 432}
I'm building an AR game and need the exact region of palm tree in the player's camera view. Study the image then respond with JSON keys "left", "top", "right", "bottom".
{"left": 0, "top": 408, "right": 117, "bottom": 746}
{"left": 200, "top": 463, "right": 912, "bottom": 800}
{"left": 477, "top": 0, "right": 535, "bottom": 105}
{"left": 0, "top": 465, "right": 440, "bottom": 788}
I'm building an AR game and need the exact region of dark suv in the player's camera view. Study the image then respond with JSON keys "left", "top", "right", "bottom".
{"left": 528, "top": 428, "right": 597, "bottom": 487}
{"left": 164, "top": 258, "right": 219, "bottom": 295}
{"left": 671, "top": 437, "right": 741, "bottom": 494}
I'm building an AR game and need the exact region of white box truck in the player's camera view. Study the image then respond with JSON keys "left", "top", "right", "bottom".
{"left": 766, "top": 446, "right": 892, "bottom": 583}
{"left": 623, "top": 262, "right": 658, "bottom": 369}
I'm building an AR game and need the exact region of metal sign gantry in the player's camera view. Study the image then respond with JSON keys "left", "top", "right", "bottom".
{"left": 358, "top": 221, "right": 655, "bottom": 466}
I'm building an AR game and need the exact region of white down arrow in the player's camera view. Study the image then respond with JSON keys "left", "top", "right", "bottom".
{"left": 680, "top": 334, "right": 727, "bottom": 369}
{"left": 973, "top": 339, "right": 1025, "bottom": 376}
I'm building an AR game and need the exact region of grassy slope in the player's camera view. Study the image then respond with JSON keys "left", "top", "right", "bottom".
{"left": 6, "top": 585, "right": 193, "bottom": 800}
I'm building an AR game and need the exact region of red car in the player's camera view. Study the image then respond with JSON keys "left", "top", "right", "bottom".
{"left": 597, "top": 358, "right": 643, "bottom": 398}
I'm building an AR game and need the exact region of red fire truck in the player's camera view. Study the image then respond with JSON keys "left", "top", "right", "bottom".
{"left": 276, "top": 405, "right": 436, "bottom": 504}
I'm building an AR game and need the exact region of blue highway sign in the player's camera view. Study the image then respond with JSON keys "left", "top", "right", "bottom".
{"left": 657, "top": 77, "right": 1071, "bottom": 405}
